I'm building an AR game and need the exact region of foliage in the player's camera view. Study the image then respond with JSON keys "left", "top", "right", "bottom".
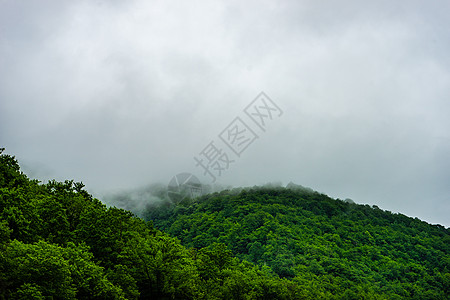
{"left": 0, "top": 149, "right": 302, "bottom": 299}
{"left": 146, "top": 187, "right": 450, "bottom": 299}
{"left": 1, "top": 148, "right": 448, "bottom": 299}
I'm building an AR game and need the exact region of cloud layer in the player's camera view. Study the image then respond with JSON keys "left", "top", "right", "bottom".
{"left": 1, "top": 0, "right": 449, "bottom": 226}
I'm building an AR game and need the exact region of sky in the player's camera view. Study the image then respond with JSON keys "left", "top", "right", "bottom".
{"left": 1, "top": 0, "right": 449, "bottom": 227}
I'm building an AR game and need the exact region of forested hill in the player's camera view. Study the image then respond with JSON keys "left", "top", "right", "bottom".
{"left": 0, "top": 149, "right": 322, "bottom": 299}
{"left": 1, "top": 148, "right": 449, "bottom": 299}
{"left": 146, "top": 185, "right": 450, "bottom": 299}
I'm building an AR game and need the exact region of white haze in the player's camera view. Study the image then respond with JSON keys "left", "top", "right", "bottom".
{"left": 1, "top": 1, "right": 449, "bottom": 227}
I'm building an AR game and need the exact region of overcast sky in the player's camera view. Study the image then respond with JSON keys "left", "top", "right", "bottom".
{"left": 1, "top": 0, "right": 449, "bottom": 227}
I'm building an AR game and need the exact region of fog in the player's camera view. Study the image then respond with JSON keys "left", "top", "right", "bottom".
{"left": 1, "top": 1, "right": 449, "bottom": 227}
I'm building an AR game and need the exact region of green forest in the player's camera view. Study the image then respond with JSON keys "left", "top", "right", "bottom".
{"left": 1, "top": 149, "right": 449, "bottom": 299}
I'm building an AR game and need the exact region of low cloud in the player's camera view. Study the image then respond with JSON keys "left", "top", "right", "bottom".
{"left": 1, "top": 0, "right": 449, "bottom": 227}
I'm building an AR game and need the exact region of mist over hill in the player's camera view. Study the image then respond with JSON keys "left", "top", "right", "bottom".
{"left": 1, "top": 149, "right": 449, "bottom": 299}
{"left": 101, "top": 180, "right": 337, "bottom": 216}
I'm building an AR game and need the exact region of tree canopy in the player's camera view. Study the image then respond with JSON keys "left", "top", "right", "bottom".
{"left": 0, "top": 150, "right": 307, "bottom": 299}
{"left": 1, "top": 148, "right": 449, "bottom": 299}
{"left": 146, "top": 185, "right": 450, "bottom": 299}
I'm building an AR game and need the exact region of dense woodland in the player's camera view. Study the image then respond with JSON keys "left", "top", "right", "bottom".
{"left": 1, "top": 149, "right": 449, "bottom": 299}
{"left": 147, "top": 184, "right": 450, "bottom": 299}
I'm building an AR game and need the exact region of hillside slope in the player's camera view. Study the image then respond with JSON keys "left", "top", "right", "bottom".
{"left": 146, "top": 185, "right": 450, "bottom": 299}
{"left": 0, "top": 149, "right": 311, "bottom": 300}
{"left": 1, "top": 147, "right": 448, "bottom": 299}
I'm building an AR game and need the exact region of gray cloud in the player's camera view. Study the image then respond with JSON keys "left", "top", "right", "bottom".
{"left": 1, "top": 0, "right": 449, "bottom": 227}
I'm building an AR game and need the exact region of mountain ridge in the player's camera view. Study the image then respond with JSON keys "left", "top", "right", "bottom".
{"left": 145, "top": 184, "right": 449, "bottom": 298}
{"left": 1, "top": 148, "right": 449, "bottom": 299}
